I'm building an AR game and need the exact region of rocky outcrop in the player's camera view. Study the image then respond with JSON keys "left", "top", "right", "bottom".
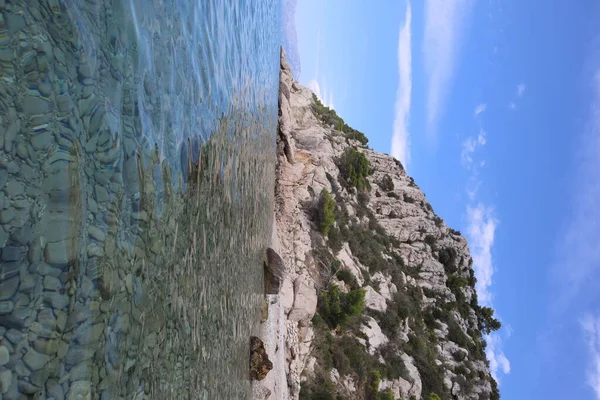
{"left": 250, "top": 336, "right": 274, "bottom": 381}
{"left": 254, "top": 48, "right": 499, "bottom": 400}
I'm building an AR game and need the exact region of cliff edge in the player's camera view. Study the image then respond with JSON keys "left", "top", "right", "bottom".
{"left": 253, "top": 48, "right": 500, "bottom": 400}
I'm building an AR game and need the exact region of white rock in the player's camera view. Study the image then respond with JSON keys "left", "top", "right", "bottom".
{"left": 288, "top": 275, "right": 317, "bottom": 323}
{"left": 364, "top": 286, "right": 387, "bottom": 312}
{"left": 360, "top": 317, "right": 388, "bottom": 355}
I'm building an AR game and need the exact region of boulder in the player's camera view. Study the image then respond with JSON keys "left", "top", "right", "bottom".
{"left": 250, "top": 336, "right": 273, "bottom": 381}
{"left": 264, "top": 248, "right": 285, "bottom": 294}
{"left": 288, "top": 275, "right": 317, "bottom": 323}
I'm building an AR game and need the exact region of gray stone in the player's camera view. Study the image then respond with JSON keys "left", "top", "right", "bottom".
{"left": 0, "top": 369, "right": 11, "bottom": 394}
{"left": 46, "top": 378, "right": 64, "bottom": 399}
{"left": 16, "top": 142, "right": 28, "bottom": 160}
{"left": 44, "top": 240, "right": 71, "bottom": 265}
{"left": 37, "top": 308, "right": 56, "bottom": 329}
{"left": 18, "top": 379, "right": 40, "bottom": 395}
{"left": 22, "top": 95, "right": 51, "bottom": 115}
{"left": 28, "top": 237, "right": 42, "bottom": 263}
{"left": 4, "top": 121, "right": 19, "bottom": 153}
{"left": 33, "top": 338, "right": 59, "bottom": 355}
{"left": 67, "top": 380, "right": 91, "bottom": 400}
{"left": 1, "top": 246, "right": 21, "bottom": 261}
{"left": 43, "top": 275, "right": 62, "bottom": 291}
{"left": 31, "top": 132, "right": 53, "bottom": 151}
{"left": 4, "top": 329, "right": 21, "bottom": 344}
{"left": 68, "top": 362, "right": 91, "bottom": 382}
{"left": 6, "top": 12, "right": 25, "bottom": 35}
{"left": 23, "top": 348, "right": 50, "bottom": 371}
{"left": 0, "top": 301, "right": 14, "bottom": 315}
{"left": 0, "top": 275, "right": 18, "bottom": 300}
{"left": 43, "top": 293, "right": 68, "bottom": 309}
{"left": 73, "top": 323, "right": 104, "bottom": 345}
{"left": 0, "top": 346, "right": 9, "bottom": 366}
{"left": 0, "top": 227, "right": 8, "bottom": 248}
{"left": 0, "top": 208, "right": 16, "bottom": 224}
{"left": 0, "top": 315, "right": 24, "bottom": 330}
{"left": 0, "top": 169, "right": 7, "bottom": 190}
{"left": 65, "top": 346, "right": 94, "bottom": 365}
{"left": 0, "top": 261, "right": 19, "bottom": 280}
{"left": 30, "top": 367, "right": 50, "bottom": 388}
{"left": 87, "top": 225, "right": 106, "bottom": 242}
{"left": 94, "top": 185, "right": 109, "bottom": 203}
{"left": 18, "top": 272, "right": 33, "bottom": 295}
{"left": 5, "top": 181, "right": 23, "bottom": 197}
{"left": 36, "top": 262, "right": 62, "bottom": 277}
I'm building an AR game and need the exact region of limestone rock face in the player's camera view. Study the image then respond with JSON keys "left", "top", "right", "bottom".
{"left": 255, "top": 48, "right": 497, "bottom": 400}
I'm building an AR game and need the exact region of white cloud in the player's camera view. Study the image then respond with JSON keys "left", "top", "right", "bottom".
{"left": 581, "top": 314, "right": 600, "bottom": 399}
{"left": 423, "top": 0, "right": 474, "bottom": 135}
{"left": 306, "top": 26, "right": 335, "bottom": 110}
{"left": 461, "top": 131, "right": 486, "bottom": 167}
{"left": 308, "top": 79, "right": 335, "bottom": 109}
{"left": 486, "top": 332, "right": 511, "bottom": 380}
{"left": 517, "top": 83, "right": 526, "bottom": 97}
{"left": 508, "top": 102, "right": 516, "bottom": 110}
{"left": 391, "top": 2, "right": 412, "bottom": 167}
{"left": 474, "top": 103, "right": 487, "bottom": 116}
{"left": 466, "top": 203, "right": 498, "bottom": 305}
{"left": 553, "top": 70, "right": 600, "bottom": 312}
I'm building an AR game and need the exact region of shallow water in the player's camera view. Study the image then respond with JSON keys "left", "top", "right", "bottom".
{"left": 0, "top": 0, "right": 280, "bottom": 398}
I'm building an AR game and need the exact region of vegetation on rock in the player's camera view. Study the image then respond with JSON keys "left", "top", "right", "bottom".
{"left": 338, "top": 148, "right": 371, "bottom": 191}
{"left": 312, "top": 93, "right": 369, "bottom": 145}
{"left": 318, "top": 188, "right": 336, "bottom": 235}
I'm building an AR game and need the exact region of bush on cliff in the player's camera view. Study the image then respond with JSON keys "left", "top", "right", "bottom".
{"left": 312, "top": 93, "right": 369, "bottom": 145}
{"left": 318, "top": 188, "right": 336, "bottom": 236}
{"left": 476, "top": 305, "right": 502, "bottom": 334}
{"left": 319, "top": 284, "right": 366, "bottom": 329}
{"left": 338, "top": 148, "right": 371, "bottom": 191}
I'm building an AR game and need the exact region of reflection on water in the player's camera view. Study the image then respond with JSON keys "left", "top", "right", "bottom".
{"left": 0, "top": 0, "right": 280, "bottom": 398}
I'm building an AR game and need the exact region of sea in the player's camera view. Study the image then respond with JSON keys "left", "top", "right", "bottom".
{"left": 0, "top": 0, "right": 281, "bottom": 398}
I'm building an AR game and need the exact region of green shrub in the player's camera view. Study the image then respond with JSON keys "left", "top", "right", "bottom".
{"left": 365, "top": 371, "right": 381, "bottom": 400}
{"left": 428, "top": 393, "right": 442, "bottom": 400}
{"left": 476, "top": 305, "right": 502, "bottom": 334}
{"left": 338, "top": 148, "right": 371, "bottom": 191}
{"left": 319, "top": 285, "right": 366, "bottom": 328}
{"left": 299, "top": 375, "right": 336, "bottom": 400}
{"left": 380, "top": 390, "right": 395, "bottom": 400}
{"left": 318, "top": 189, "right": 336, "bottom": 235}
{"left": 327, "top": 226, "right": 344, "bottom": 254}
{"left": 312, "top": 93, "right": 369, "bottom": 145}
{"left": 336, "top": 270, "right": 357, "bottom": 287}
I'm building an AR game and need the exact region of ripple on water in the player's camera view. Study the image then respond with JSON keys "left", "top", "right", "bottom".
{"left": 0, "top": 0, "right": 281, "bottom": 398}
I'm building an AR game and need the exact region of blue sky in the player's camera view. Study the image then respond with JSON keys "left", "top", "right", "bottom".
{"left": 294, "top": 1, "right": 600, "bottom": 398}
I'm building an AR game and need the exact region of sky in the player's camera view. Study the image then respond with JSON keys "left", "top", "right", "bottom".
{"left": 294, "top": 1, "right": 600, "bottom": 399}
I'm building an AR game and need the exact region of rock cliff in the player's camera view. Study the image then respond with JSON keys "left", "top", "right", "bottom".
{"left": 253, "top": 49, "right": 500, "bottom": 400}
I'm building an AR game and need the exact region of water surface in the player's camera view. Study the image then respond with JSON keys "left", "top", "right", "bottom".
{"left": 0, "top": 0, "right": 280, "bottom": 398}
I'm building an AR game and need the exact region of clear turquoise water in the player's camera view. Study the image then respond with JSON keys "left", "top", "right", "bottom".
{"left": 0, "top": 0, "right": 280, "bottom": 398}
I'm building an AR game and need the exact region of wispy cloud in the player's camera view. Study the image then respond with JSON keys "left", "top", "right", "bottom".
{"left": 423, "top": 0, "right": 474, "bottom": 135}
{"left": 461, "top": 131, "right": 487, "bottom": 168}
{"left": 552, "top": 70, "right": 600, "bottom": 312}
{"left": 308, "top": 79, "right": 335, "bottom": 109}
{"left": 508, "top": 102, "right": 516, "bottom": 110}
{"left": 466, "top": 203, "right": 498, "bottom": 305}
{"left": 307, "top": 26, "right": 335, "bottom": 109}
{"left": 391, "top": 2, "right": 412, "bottom": 167}
{"left": 474, "top": 103, "right": 487, "bottom": 116}
{"left": 581, "top": 314, "right": 600, "bottom": 399}
{"left": 463, "top": 136, "right": 509, "bottom": 382}
{"left": 486, "top": 332, "right": 511, "bottom": 380}
{"left": 517, "top": 83, "right": 526, "bottom": 97}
